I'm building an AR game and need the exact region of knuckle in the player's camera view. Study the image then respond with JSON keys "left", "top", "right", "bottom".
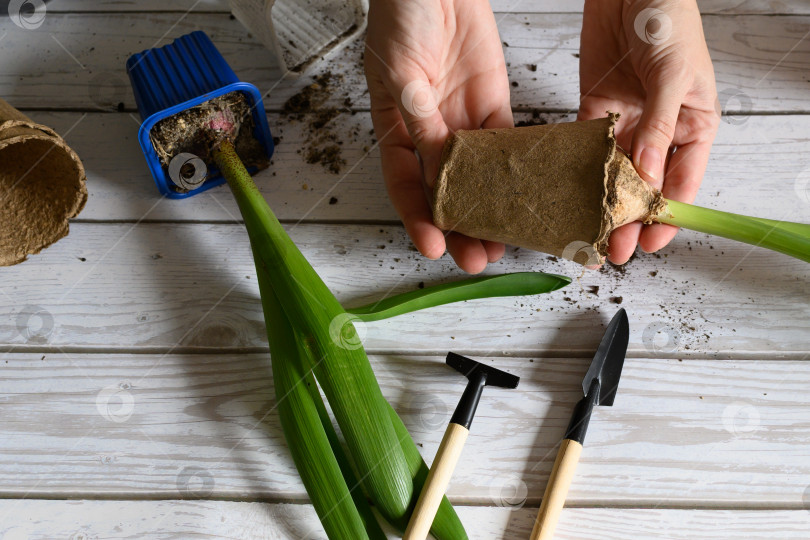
{"left": 644, "top": 115, "right": 678, "bottom": 142}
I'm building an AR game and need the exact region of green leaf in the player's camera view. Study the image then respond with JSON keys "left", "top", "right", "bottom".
{"left": 254, "top": 264, "right": 370, "bottom": 539}
{"left": 217, "top": 142, "right": 413, "bottom": 522}
{"left": 657, "top": 199, "right": 810, "bottom": 263}
{"left": 347, "top": 273, "right": 571, "bottom": 322}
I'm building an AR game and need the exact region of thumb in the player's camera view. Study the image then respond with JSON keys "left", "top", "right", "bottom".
{"left": 631, "top": 71, "right": 689, "bottom": 187}
{"left": 395, "top": 77, "right": 450, "bottom": 187}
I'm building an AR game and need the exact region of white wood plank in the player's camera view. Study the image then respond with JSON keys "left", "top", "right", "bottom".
{"left": 0, "top": 219, "right": 807, "bottom": 356}
{"left": 23, "top": 111, "right": 810, "bottom": 225}
{"left": 2, "top": 13, "right": 810, "bottom": 111}
{"left": 26, "top": 110, "right": 396, "bottom": 223}
{"left": 46, "top": 0, "right": 810, "bottom": 15}
{"left": 1, "top": 500, "right": 810, "bottom": 539}
{"left": 0, "top": 353, "right": 808, "bottom": 506}
{"left": 490, "top": 1, "right": 810, "bottom": 14}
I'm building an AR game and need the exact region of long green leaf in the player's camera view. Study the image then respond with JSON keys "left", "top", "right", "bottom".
{"left": 254, "top": 264, "right": 369, "bottom": 539}
{"left": 347, "top": 273, "right": 570, "bottom": 322}
{"left": 388, "top": 404, "right": 468, "bottom": 540}
{"left": 217, "top": 142, "right": 413, "bottom": 522}
{"left": 291, "top": 301, "right": 388, "bottom": 540}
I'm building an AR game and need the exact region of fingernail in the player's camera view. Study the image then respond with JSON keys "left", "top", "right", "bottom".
{"left": 637, "top": 147, "right": 663, "bottom": 181}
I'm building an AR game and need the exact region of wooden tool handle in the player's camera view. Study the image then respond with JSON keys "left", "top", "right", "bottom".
{"left": 403, "top": 423, "right": 470, "bottom": 540}
{"left": 529, "top": 438, "right": 583, "bottom": 540}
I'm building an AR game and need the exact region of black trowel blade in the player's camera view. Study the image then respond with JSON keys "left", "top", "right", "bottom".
{"left": 582, "top": 308, "right": 629, "bottom": 406}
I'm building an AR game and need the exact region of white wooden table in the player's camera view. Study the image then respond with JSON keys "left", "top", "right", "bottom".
{"left": 1, "top": 1, "right": 809, "bottom": 538}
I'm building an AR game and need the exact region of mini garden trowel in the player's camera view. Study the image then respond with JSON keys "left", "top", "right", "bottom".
{"left": 529, "top": 308, "right": 629, "bottom": 540}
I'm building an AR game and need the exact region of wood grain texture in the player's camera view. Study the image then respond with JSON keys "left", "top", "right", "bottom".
{"left": 0, "top": 353, "right": 807, "bottom": 506}
{"left": 2, "top": 13, "right": 810, "bottom": 112}
{"left": 0, "top": 221, "right": 807, "bottom": 356}
{"left": 45, "top": 0, "right": 810, "bottom": 15}
{"left": 2, "top": 5, "right": 810, "bottom": 535}
{"left": 20, "top": 111, "right": 810, "bottom": 227}
{"left": 530, "top": 439, "right": 583, "bottom": 540}
{"left": 1, "top": 500, "right": 810, "bottom": 539}
{"left": 404, "top": 423, "right": 470, "bottom": 540}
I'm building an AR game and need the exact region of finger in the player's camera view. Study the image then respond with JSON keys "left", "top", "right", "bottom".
{"left": 383, "top": 71, "right": 450, "bottom": 187}
{"left": 381, "top": 142, "right": 447, "bottom": 259}
{"left": 445, "top": 232, "right": 489, "bottom": 274}
{"left": 481, "top": 103, "right": 514, "bottom": 129}
{"left": 481, "top": 240, "right": 506, "bottom": 263}
{"left": 577, "top": 96, "right": 620, "bottom": 122}
{"left": 370, "top": 92, "right": 448, "bottom": 260}
{"left": 639, "top": 138, "right": 713, "bottom": 253}
{"left": 606, "top": 221, "right": 642, "bottom": 265}
{"left": 631, "top": 69, "right": 690, "bottom": 189}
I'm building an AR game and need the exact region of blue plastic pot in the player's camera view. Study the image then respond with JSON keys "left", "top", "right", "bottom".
{"left": 126, "top": 31, "right": 274, "bottom": 198}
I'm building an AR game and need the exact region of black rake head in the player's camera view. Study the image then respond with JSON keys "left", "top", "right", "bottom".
{"left": 446, "top": 352, "right": 520, "bottom": 389}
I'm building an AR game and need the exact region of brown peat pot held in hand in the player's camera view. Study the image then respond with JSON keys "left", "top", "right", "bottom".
{"left": 432, "top": 113, "right": 666, "bottom": 265}
{"left": 0, "top": 98, "right": 87, "bottom": 266}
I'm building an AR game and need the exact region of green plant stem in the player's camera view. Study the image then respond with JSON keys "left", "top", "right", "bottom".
{"left": 656, "top": 199, "right": 810, "bottom": 263}
{"left": 347, "top": 273, "right": 570, "bottom": 322}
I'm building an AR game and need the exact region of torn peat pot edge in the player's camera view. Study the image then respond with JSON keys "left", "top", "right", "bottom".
{"left": 529, "top": 308, "right": 629, "bottom": 540}
{"left": 433, "top": 114, "right": 810, "bottom": 265}
{"left": 0, "top": 98, "right": 87, "bottom": 266}
{"left": 213, "top": 140, "right": 570, "bottom": 540}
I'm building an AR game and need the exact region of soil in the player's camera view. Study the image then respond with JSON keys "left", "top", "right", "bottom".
{"left": 515, "top": 109, "right": 549, "bottom": 127}
{"left": 149, "top": 91, "right": 269, "bottom": 192}
{"left": 281, "top": 72, "right": 348, "bottom": 174}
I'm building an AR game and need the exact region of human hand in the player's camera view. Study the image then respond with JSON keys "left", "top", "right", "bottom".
{"left": 364, "top": 0, "right": 513, "bottom": 273}
{"left": 578, "top": 0, "right": 720, "bottom": 264}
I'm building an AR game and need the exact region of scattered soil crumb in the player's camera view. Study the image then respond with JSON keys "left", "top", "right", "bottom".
{"left": 282, "top": 72, "right": 349, "bottom": 174}
{"left": 610, "top": 296, "right": 623, "bottom": 304}
{"left": 587, "top": 285, "right": 600, "bottom": 296}
{"left": 329, "top": 197, "right": 338, "bottom": 205}
{"left": 649, "top": 270, "right": 658, "bottom": 277}
{"left": 418, "top": 282, "right": 425, "bottom": 289}
{"left": 516, "top": 109, "right": 549, "bottom": 127}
